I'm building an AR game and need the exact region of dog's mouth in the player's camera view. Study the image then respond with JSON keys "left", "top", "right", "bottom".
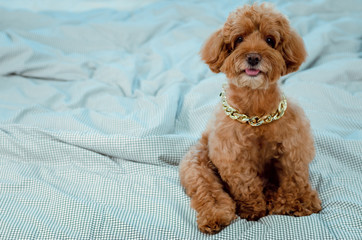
{"left": 244, "top": 68, "right": 261, "bottom": 77}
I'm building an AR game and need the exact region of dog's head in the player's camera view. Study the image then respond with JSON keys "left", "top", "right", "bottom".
{"left": 201, "top": 3, "right": 306, "bottom": 89}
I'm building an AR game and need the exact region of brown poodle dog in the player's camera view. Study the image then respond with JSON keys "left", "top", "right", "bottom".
{"left": 179, "top": 3, "right": 321, "bottom": 234}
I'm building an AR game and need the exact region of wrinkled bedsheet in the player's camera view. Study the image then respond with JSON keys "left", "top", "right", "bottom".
{"left": 0, "top": 0, "right": 361, "bottom": 239}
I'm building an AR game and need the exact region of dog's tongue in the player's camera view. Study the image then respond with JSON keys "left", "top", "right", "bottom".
{"left": 245, "top": 68, "right": 260, "bottom": 76}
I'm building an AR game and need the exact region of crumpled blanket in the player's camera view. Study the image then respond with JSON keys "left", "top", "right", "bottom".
{"left": 0, "top": 0, "right": 361, "bottom": 239}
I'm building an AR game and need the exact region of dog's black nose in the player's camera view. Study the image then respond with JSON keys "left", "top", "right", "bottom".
{"left": 247, "top": 53, "right": 261, "bottom": 66}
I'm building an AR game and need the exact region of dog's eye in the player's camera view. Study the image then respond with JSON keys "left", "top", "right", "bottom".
{"left": 235, "top": 36, "right": 244, "bottom": 45}
{"left": 266, "top": 36, "right": 276, "bottom": 48}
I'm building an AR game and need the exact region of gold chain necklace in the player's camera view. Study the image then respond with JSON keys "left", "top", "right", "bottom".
{"left": 220, "top": 85, "right": 287, "bottom": 127}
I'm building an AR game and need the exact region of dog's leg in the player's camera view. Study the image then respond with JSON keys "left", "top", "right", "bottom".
{"left": 267, "top": 142, "right": 322, "bottom": 216}
{"left": 208, "top": 136, "right": 267, "bottom": 221}
{"left": 216, "top": 159, "right": 267, "bottom": 221}
{"left": 179, "top": 134, "right": 236, "bottom": 234}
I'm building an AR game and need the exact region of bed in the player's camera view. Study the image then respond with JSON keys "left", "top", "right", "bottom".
{"left": 0, "top": 0, "right": 361, "bottom": 239}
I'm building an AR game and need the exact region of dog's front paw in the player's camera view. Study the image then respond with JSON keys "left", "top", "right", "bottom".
{"left": 293, "top": 190, "right": 322, "bottom": 216}
{"left": 238, "top": 209, "right": 266, "bottom": 221}
{"left": 197, "top": 207, "right": 236, "bottom": 234}
{"left": 236, "top": 198, "right": 267, "bottom": 221}
{"left": 268, "top": 189, "right": 322, "bottom": 216}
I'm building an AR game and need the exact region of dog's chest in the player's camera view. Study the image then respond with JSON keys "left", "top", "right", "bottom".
{"left": 256, "top": 135, "right": 283, "bottom": 162}
{"left": 210, "top": 118, "right": 284, "bottom": 163}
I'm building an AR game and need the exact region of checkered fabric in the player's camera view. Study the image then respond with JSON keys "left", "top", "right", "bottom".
{"left": 0, "top": 0, "right": 362, "bottom": 239}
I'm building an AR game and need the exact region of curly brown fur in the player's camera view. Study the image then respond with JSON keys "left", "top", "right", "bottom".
{"left": 179, "top": 3, "right": 321, "bottom": 234}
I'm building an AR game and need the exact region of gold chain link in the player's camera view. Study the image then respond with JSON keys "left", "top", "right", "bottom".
{"left": 220, "top": 85, "right": 287, "bottom": 127}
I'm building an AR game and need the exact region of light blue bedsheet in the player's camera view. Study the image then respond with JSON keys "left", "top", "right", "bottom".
{"left": 0, "top": 0, "right": 361, "bottom": 239}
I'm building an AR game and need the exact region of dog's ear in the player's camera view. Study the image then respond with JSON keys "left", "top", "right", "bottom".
{"left": 281, "top": 30, "right": 307, "bottom": 75}
{"left": 200, "top": 29, "right": 229, "bottom": 73}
